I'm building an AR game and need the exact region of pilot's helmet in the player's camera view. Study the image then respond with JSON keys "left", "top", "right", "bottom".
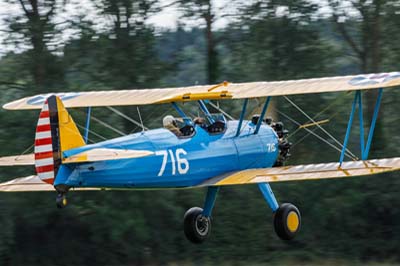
{"left": 251, "top": 114, "right": 260, "bottom": 125}
{"left": 265, "top": 116, "right": 273, "bottom": 125}
{"left": 163, "top": 115, "right": 175, "bottom": 127}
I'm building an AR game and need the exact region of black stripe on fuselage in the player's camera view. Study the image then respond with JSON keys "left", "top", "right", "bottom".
{"left": 47, "top": 95, "right": 62, "bottom": 180}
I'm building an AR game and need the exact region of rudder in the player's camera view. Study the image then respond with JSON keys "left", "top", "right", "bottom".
{"left": 34, "top": 95, "right": 85, "bottom": 184}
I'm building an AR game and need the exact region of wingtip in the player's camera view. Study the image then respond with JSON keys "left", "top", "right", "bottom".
{"left": 2, "top": 98, "right": 42, "bottom": 111}
{"left": 3, "top": 102, "right": 13, "bottom": 110}
{"left": 3, "top": 98, "right": 25, "bottom": 110}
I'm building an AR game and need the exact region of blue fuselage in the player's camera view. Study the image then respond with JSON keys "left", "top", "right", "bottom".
{"left": 57, "top": 121, "right": 279, "bottom": 189}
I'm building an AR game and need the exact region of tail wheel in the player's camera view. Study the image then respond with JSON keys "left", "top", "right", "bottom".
{"left": 56, "top": 193, "right": 68, "bottom": 209}
{"left": 273, "top": 203, "right": 301, "bottom": 240}
{"left": 183, "top": 207, "right": 211, "bottom": 244}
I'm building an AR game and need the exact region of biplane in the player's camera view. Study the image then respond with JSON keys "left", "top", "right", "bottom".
{"left": 1, "top": 72, "right": 400, "bottom": 243}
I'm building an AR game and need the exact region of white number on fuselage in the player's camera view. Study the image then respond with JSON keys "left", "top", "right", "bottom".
{"left": 156, "top": 148, "right": 189, "bottom": 176}
{"left": 267, "top": 143, "right": 276, "bottom": 153}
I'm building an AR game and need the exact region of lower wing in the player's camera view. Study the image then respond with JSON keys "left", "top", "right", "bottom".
{"left": 199, "top": 157, "right": 400, "bottom": 187}
{"left": 0, "top": 175, "right": 100, "bottom": 192}
{"left": 1, "top": 157, "right": 399, "bottom": 191}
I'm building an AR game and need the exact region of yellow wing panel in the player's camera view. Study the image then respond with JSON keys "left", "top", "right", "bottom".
{"left": 4, "top": 72, "right": 400, "bottom": 110}
{"left": 200, "top": 157, "right": 400, "bottom": 187}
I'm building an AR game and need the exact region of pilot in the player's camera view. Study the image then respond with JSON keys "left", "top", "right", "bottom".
{"left": 163, "top": 115, "right": 183, "bottom": 137}
{"left": 194, "top": 117, "right": 207, "bottom": 129}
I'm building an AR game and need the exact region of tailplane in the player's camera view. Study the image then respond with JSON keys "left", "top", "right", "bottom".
{"left": 34, "top": 95, "right": 85, "bottom": 184}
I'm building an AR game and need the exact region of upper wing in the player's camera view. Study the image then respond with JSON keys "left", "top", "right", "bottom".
{"left": 4, "top": 72, "right": 400, "bottom": 110}
{"left": 199, "top": 157, "right": 400, "bottom": 187}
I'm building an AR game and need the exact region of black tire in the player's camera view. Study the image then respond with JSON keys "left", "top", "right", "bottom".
{"left": 273, "top": 203, "right": 301, "bottom": 240}
{"left": 183, "top": 207, "right": 211, "bottom": 244}
{"left": 56, "top": 194, "right": 68, "bottom": 209}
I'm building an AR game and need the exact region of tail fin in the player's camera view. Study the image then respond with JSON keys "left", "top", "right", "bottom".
{"left": 34, "top": 95, "right": 85, "bottom": 184}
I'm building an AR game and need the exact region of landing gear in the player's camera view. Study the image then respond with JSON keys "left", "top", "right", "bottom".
{"left": 273, "top": 203, "right": 301, "bottom": 240}
{"left": 183, "top": 207, "right": 211, "bottom": 244}
{"left": 183, "top": 186, "right": 300, "bottom": 243}
{"left": 56, "top": 193, "right": 68, "bottom": 209}
{"left": 183, "top": 187, "right": 219, "bottom": 243}
{"left": 258, "top": 183, "right": 301, "bottom": 240}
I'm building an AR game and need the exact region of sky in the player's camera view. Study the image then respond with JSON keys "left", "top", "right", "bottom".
{"left": 0, "top": 0, "right": 350, "bottom": 56}
{"left": 0, "top": 0, "right": 238, "bottom": 55}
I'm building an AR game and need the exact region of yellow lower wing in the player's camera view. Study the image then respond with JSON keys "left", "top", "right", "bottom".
{"left": 200, "top": 157, "right": 400, "bottom": 186}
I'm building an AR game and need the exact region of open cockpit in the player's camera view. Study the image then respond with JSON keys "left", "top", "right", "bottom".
{"left": 162, "top": 112, "right": 227, "bottom": 138}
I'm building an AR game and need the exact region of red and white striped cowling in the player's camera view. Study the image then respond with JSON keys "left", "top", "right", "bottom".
{"left": 34, "top": 101, "right": 55, "bottom": 184}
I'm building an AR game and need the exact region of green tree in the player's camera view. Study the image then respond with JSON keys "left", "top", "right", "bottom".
{"left": 178, "top": 0, "right": 222, "bottom": 84}
{"left": 3, "top": 0, "right": 65, "bottom": 91}
{"left": 223, "top": 0, "right": 333, "bottom": 82}
{"left": 329, "top": 0, "right": 400, "bottom": 157}
{"left": 94, "top": 0, "right": 162, "bottom": 89}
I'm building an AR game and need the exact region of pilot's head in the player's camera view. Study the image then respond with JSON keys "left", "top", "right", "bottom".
{"left": 163, "top": 115, "right": 175, "bottom": 127}
{"left": 194, "top": 117, "right": 206, "bottom": 125}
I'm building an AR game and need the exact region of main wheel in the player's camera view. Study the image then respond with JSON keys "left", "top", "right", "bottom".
{"left": 56, "top": 193, "right": 68, "bottom": 209}
{"left": 183, "top": 207, "right": 211, "bottom": 244}
{"left": 273, "top": 203, "right": 301, "bottom": 240}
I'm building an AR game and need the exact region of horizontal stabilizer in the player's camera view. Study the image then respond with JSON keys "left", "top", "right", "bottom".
{"left": 62, "top": 148, "right": 154, "bottom": 164}
{"left": 200, "top": 157, "right": 400, "bottom": 186}
{"left": 0, "top": 175, "right": 100, "bottom": 192}
{"left": 0, "top": 154, "right": 34, "bottom": 166}
{"left": 0, "top": 175, "right": 55, "bottom": 191}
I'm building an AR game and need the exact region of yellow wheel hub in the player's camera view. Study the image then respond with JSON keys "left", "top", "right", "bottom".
{"left": 286, "top": 211, "right": 299, "bottom": 232}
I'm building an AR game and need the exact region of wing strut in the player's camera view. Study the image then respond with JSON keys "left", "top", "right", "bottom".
{"left": 339, "top": 89, "right": 383, "bottom": 165}
{"left": 254, "top": 96, "right": 271, "bottom": 134}
{"left": 172, "top": 102, "right": 193, "bottom": 126}
{"left": 235, "top": 98, "right": 248, "bottom": 137}
{"left": 84, "top": 107, "right": 91, "bottom": 143}
{"left": 198, "top": 100, "right": 214, "bottom": 123}
{"left": 364, "top": 88, "right": 383, "bottom": 159}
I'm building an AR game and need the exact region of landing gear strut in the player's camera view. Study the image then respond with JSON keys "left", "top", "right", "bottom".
{"left": 258, "top": 183, "right": 301, "bottom": 240}
{"left": 183, "top": 187, "right": 219, "bottom": 244}
{"left": 183, "top": 185, "right": 301, "bottom": 243}
{"left": 56, "top": 193, "right": 68, "bottom": 209}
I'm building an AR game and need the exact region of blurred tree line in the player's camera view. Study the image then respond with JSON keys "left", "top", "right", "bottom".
{"left": 0, "top": 0, "right": 400, "bottom": 265}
